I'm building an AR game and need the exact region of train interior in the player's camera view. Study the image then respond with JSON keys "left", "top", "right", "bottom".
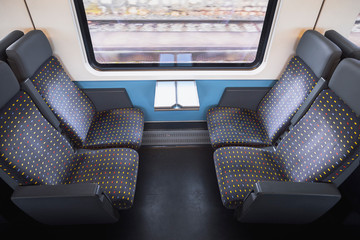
{"left": 1, "top": 0, "right": 360, "bottom": 239}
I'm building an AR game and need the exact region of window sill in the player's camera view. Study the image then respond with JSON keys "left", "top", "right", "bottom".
{"left": 82, "top": 60, "right": 268, "bottom": 81}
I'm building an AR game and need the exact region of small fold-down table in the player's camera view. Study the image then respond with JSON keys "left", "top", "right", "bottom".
{"left": 154, "top": 80, "right": 200, "bottom": 111}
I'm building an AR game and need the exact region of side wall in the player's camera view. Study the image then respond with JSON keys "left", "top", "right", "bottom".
{"left": 1, "top": 0, "right": 359, "bottom": 121}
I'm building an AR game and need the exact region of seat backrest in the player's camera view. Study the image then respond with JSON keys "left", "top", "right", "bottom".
{"left": 325, "top": 30, "right": 360, "bottom": 60}
{"left": 276, "top": 58, "right": 360, "bottom": 183}
{"left": 6, "top": 30, "right": 96, "bottom": 148}
{"left": 257, "top": 30, "right": 342, "bottom": 144}
{"left": 0, "top": 61, "right": 75, "bottom": 187}
{"left": 0, "top": 30, "right": 23, "bottom": 63}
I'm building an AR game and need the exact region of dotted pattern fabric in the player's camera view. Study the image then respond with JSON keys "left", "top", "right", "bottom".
{"left": 63, "top": 148, "right": 139, "bottom": 210}
{"left": 0, "top": 92, "right": 139, "bottom": 210}
{"left": 207, "top": 56, "right": 317, "bottom": 148}
{"left": 214, "top": 147, "right": 287, "bottom": 209}
{"left": 257, "top": 56, "right": 317, "bottom": 143}
{"left": 84, "top": 108, "right": 144, "bottom": 150}
{"left": 276, "top": 90, "right": 360, "bottom": 182}
{"left": 31, "top": 57, "right": 95, "bottom": 148}
{"left": 207, "top": 107, "right": 271, "bottom": 148}
{"left": 0, "top": 92, "right": 74, "bottom": 185}
{"left": 214, "top": 90, "right": 360, "bottom": 209}
{"left": 30, "top": 56, "right": 144, "bottom": 150}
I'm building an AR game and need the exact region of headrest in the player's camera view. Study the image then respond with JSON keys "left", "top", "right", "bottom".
{"left": 0, "top": 30, "right": 24, "bottom": 62}
{"left": 296, "top": 30, "right": 342, "bottom": 80}
{"left": 328, "top": 58, "right": 360, "bottom": 116}
{"left": 6, "top": 30, "right": 52, "bottom": 81}
{"left": 325, "top": 30, "right": 360, "bottom": 60}
{"left": 0, "top": 61, "right": 20, "bottom": 109}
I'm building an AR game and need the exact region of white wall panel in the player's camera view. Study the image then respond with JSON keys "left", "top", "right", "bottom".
{"left": 25, "top": 0, "right": 323, "bottom": 81}
{"left": 315, "top": 0, "right": 360, "bottom": 36}
{"left": 0, "top": 0, "right": 33, "bottom": 38}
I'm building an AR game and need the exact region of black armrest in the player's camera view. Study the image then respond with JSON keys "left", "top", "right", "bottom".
{"left": 11, "top": 183, "right": 119, "bottom": 225}
{"left": 21, "top": 79, "right": 61, "bottom": 131}
{"left": 290, "top": 77, "right": 328, "bottom": 127}
{"left": 218, "top": 87, "right": 271, "bottom": 110}
{"left": 82, "top": 88, "right": 133, "bottom": 111}
{"left": 237, "top": 181, "right": 341, "bottom": 224}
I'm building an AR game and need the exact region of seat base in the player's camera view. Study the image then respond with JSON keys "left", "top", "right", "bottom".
{"left": 84, "top": 108, "right": 144, "bottom": 150}
{"left": 213, "top": 146, "right": 287, "bottom": 209}
{"left": 207, "top": 107, "right": 271, "bottom": 148}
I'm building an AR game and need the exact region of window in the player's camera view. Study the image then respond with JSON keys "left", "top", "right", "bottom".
{"left": 349, "top": 12, "right": 360, "bottom": 46}
{"left": 74, "top": 0, "right": 277, "bottom": 70}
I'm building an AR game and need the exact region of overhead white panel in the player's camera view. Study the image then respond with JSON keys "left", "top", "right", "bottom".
{"left": 0, "top": 0, "right": 33, "bottom": 38}
{"left": 315, "top": 0, "right": 360, "bottom": 37}
{"left": 26, "top": 0, "right": 323, "bottom": 81}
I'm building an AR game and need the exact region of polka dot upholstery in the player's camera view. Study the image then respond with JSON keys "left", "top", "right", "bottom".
{"left": 0, "top": 91, "right": 139, "bottom": 210}
{"left": 214, "top": 147, "right": 287, "bottom": 209}
{"left": 31, "top": 57, "right": 95, "bottom": 147}
{"left": 257, "top": 56, "right": 317, "bottom": 143}
{"left": 63, "top": 148, "right": 139, "bottom": 210}
{"left": 214, "top": 90, "right": 360, "bottom": 209}
{"left": 207, "top": 56, "right": 317, "bottom": 148}
{"left": 276, "top": 90, "right": 360, "bottom": 182}
{"left": 30, "top": 56, "right": 144, "bottom": 150}
{"left": 207, "top": 107, "right": 270, "bottom": 148}
{"left": 84, "top": 108, "right": 144, "bottom": 150}
{"left": 0, "top": 92, "right": 74, "bottom": 185}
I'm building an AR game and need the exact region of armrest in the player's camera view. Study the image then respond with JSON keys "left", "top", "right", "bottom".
{"left": 82, "top": 88, "right": 133, "bottom": 111}
{"left": 21, "top": 79, "right": 61, "bottom": 131}
{"left": 253, "top": 181, "right": 340, "bottom": 196}
{"left": 12, "top": 182, "right": 102, "bottom": 198}
{"left": 237, "top": 181, "right": 341, "bottom": 224}
{"left": 290, "top": 77, "right": 328, "bottom": 126}
{"left": 11, "top": 183, "right": 119, "bottom": 225}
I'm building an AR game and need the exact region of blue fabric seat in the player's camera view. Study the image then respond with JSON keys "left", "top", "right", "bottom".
{"left": 0, "top": 61, "right": 139, "bottom": 210}
{"left": 6, "top": 31, "right": 144, "bottom": 150}
{"left": 207, "top": 30, "right": 342, "bottom": 148}
{"left": 214, "top": 58, "right": 360, "bottom": 209}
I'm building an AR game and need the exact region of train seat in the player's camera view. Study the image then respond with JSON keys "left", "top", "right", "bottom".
{"left": 213, "top": 58, "right": 360, "bottom": 223}
{"left": 207, "top": 30, "right": 342, "bottom": 148}
{"left": 6, "top": 30, "right": 144, "bottom": 150}
{"left": 325, "top": 29, "right": 360, "bottom": 60}
{"left": 0, "top": 60, "right": 139, "bottom": 224}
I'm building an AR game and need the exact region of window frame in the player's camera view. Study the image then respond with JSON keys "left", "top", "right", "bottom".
{"left": 73, "top": 0, "right": 278, "bottom": 71}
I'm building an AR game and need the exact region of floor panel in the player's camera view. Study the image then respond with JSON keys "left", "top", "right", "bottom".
{"left": 0, "top": 146, "right": 359, "bottom": 239}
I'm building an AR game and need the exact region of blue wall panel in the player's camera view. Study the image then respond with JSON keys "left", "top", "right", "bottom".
{"left": 75, "top": 80, "right": 276, "bottom": 122}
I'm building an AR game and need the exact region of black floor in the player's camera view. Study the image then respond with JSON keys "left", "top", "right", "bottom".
{"left": 1, "top": 146, "right": 360, "bottom": 239}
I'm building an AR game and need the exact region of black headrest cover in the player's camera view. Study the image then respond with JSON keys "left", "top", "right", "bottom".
{"left": 325, "top": 30, "right": 360, "bottom": 60}
{"left": 296, "top": 30, "right": 342, "bottom": 80}
{"left": 6, "top": 30, "right": 52, "bottom": 81}
{"left": 329, "top": 58, "right": 360, "bottom": 116}
{"left": 0, "top": 30, "right": 24, "bottom": 62}
{"left": 0, "top": 61, "right": 20, "bottom": 109}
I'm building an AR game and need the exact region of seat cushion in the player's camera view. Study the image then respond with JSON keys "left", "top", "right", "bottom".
{"left": 84, "top": 108, "right": 144, "bottom": 150}
{"left": 31, "top": 56, "right": 96, "bottom": 148}
{"left": 257, "top": 56, "right": 317, "bottom": 144}
{"left": 62, "top": 148, "right": 139, "bottom": 210}
{"left": 207, "top": 107, "right": 271, "bottom": 148}
{"left": 214, "top": 146, "right": 288, "bottom": 209}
